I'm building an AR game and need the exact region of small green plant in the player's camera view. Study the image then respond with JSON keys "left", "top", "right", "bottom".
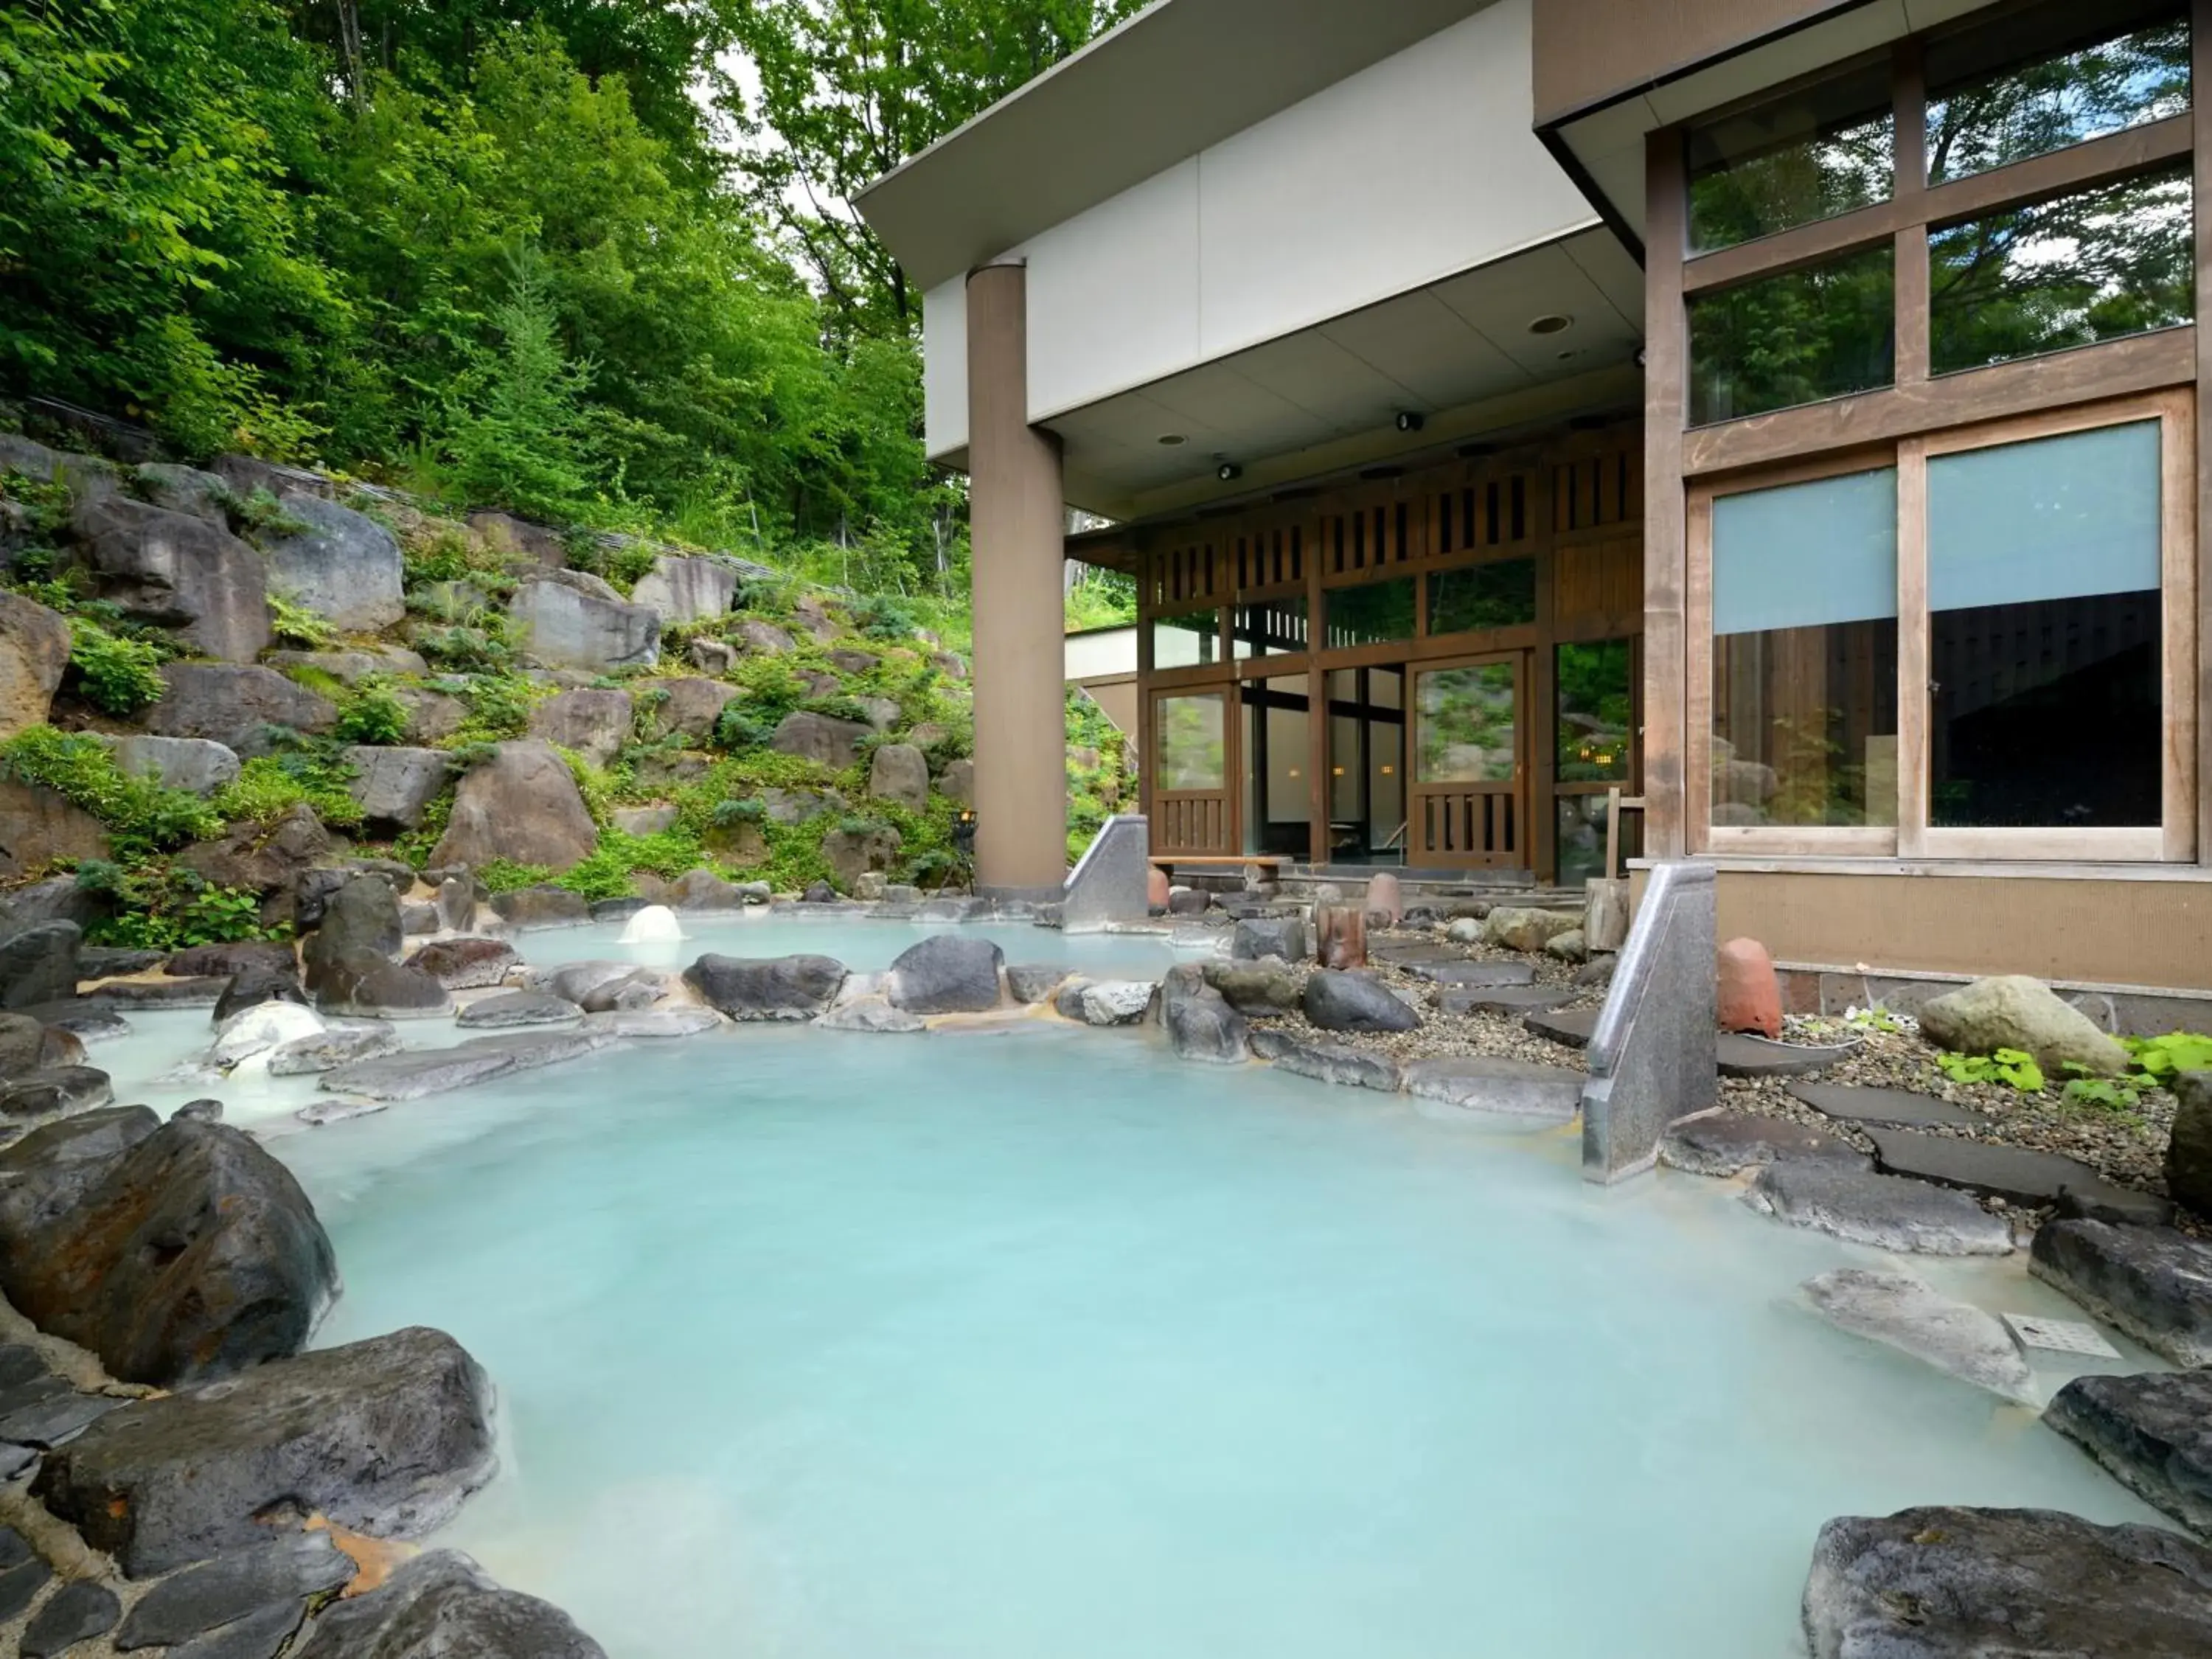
{"left": 67, "top": 619, "right": 168, "bottom": 714}
{"left": 711, "top": 796, "right": 765, "bottom": 828}
{"left": 268, "top": 593, "right": 338, "bottom": 648}
{"left": 415, "top": 622, "right": 513, "bottom": 673}
{"left": 713, "top": 702, "right": 776, "bottom": 752}
{"left": 223, "top": 487, "right": 311, "bottom": 539}
{"left": 2121, "top": 1031, "right": 2212, "bottom": 1085}
{"left": 334, "top": 681, "right": 410, "bottom": 745}
{"left": 1844, "top": 1005, "right": 1904, "bottom": 1034}
{"left": 214, "top": 748, "right": 364, "bottom": 830}
{"left": 2061, "top": 1071, "right": 2143, "bottom": 1112}
{"left": 1934, "top": 1047, "right": 2045, "bottom": 1093}
{"left": 846, "top": 592, "right": 917, "bottom": 641}
{"left": 448, "top": 672, "right": 534, "bottom": 744}
{"left": 0, "top": 727, "right": 221, "bottom": 858}
{"left": 74, "top": 860, "right": 278, "bottom": 951}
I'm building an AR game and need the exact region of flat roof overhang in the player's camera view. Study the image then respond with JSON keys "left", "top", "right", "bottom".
{"left": 854, "top": 0, "right": 1499, "bottom": 291}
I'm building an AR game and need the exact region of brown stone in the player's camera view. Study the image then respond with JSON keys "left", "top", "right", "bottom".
{"left": 0, "top": 591, "right": 70, "bottom": 738}
{"left": 0, "top": 781, "right": 111, "bottom": 879}
{"left": 430, "top": 742, "right": 598, "bottom": 872}
{"left": 1147, "top": 866, "right": 1171, "bottom": 911}
{"left": 1716, "top": 936, "right": 1781, "bottom": 1038}
{"left": 177, "top": 803, "right": 331, "bottom": 901}
{"left": 1316, "top": 904, "right": 1367, "bottom": 970}
{"left": 1363, "top": 872, "right": 1402, "bottom": 922}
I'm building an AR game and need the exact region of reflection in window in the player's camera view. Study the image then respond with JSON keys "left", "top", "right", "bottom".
{"left": 1326, "top": 667, "right": 1405, "bottom": 863}
{"left": 1427, "top": 560, "right": 1536, "bottom": 636}
{"left": 1150, "top": 608, "right": 1220, "bottom": 669}
{"left": 1687, "top": 62, "right": 1893, "bottom": 253}
{"left": 1557, "top": 640, "right": 1635, "bottom": 783}
{"left": 1928, "top": 422, "right": 2163, "bottom": 828}
{"left": 1930, "top": 164, "right": 2192, "bottom": 376}
{"left": 1689, "top": 246, "right": 1895, "bottom": 425}
{"left": 1325, "top": 578, "right": 1416, "bottom": 648}
{"left": 1558, "top": 796, "right": 1639, "bottom": 892}
{"left": 1231, "top": 596, "right": 1309, "bottom": 658}
{"left": 1927, "top": 2, "right": 2189, "bottom": 184}
{"left": 1711, "top": 467, "right": 1899, "bottom": 827}
{"left": 1416, "top": 664, "right": 1517, "bottom": 784}
{"left": 1155, "top": 695, "right": 1226, "bottom": 792}
{"left": 1240, "top": 676, "right": 1311, "bottom": 857}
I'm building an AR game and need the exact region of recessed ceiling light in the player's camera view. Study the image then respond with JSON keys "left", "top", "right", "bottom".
{"left": 1157, "top": 433, "right": 1187, "bottom": 447}
{"left": 1528, "top": 314, "right": 1573, "bottom": 335}
{"left": 1556, "top": 347, "right": 1582, "bottom": 361}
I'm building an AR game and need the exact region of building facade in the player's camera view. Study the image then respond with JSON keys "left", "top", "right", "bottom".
{"left": 857, "top": 0, "right": 2212, "bottom": 993}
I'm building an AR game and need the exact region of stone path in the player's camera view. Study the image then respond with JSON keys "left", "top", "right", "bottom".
{"left": 1744, "top": 1162, "right": 2014, "bottom": 1255}
{"left": 1401, "top": 1057, "right": 1582, "bottom": 1120}
{"left": 1524, "top": 1006, "right": 1599, "bottom": 1048}
{"left": 1716, "top": 1033, "right": 1857, "bottom": 1078}
{"left": 1439, "top": 984, "right": 1572, "bottom": 1017}
{"left": 1787, "top": 1080, "right": 1982, "bottom": 1128}
{"left": 1659, "top": 1113, "right": 1867, "bottom": 1177}
{"left": 1865, "top": 1126, "right": 2172, "bottom": 1226}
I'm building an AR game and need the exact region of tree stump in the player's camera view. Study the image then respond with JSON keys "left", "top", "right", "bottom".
{"left": 1316, "top": 904, "right": 1367, "bottom": 970}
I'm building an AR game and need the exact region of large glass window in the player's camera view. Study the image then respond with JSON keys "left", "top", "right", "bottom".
{"left": 1557, "top": 640, "right": 1635, "bottom": 785}
{"left": 1325, "top": 667, "right": 1405, "bottom": 864}
{"left": 1416, "top": 664, "right": 1517, "bottom": 785}
{"left": 1231, "top": 596, "right": 1309, "bottom": 658}
{"left": 1427, "top": 560, "right": 1537, "bottom": 636}
{"left": 1711, "top": 467, "right": 1899, "bottom": 827}
{"left": 1927, "top": 422, "right": 2163, "bottom": 827}
{"left": 1150, "top": 608, "right": 1220, "bottom": 669}
{"left": 1689, "top": 246, "right": 1896, "bottom": 425}
{"left": 1154, "top": 694, "right": 1225, "bottom": 792}
{"left": 1929, "top": 165, "right": 2193, "bottom": 376}
{"left": 1688, "top": 62, "right": 1893, "bottom": 252}
{"left": 1240, "top": 676, "right": 1310, "bottom": 857}
{"left": 1324, "top": 577, "right": 1416, "bottom": 648}
{"left": 1926, "top": 2, "right": 2189, "bottom": 184}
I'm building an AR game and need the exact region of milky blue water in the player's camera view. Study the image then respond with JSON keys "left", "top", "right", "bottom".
{"left": 518, "top": 914, "right": 1195, "bottom": 978}
{"left": 87, "top": 944, "right": 2169, "bottom": 1659}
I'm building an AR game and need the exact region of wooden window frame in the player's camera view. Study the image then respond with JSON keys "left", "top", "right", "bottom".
{"left": 1687, "top": 392, "right": 2197, "bottom": 863}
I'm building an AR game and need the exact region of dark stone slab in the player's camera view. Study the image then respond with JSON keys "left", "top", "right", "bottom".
{"left": 1787, "top": 1080, "right": 1981, "bottom": 1129}
{"left": 319, "top": 1029, "right": 616, "bottom": 1102}
{"left": 22, "top": 1578, "right": 120, "bottom": 1657}
{"left": 1402, "top": 1057, "right": 1582, "bottom": 1120}
{"left": 14, "top": 1004, "right": 131, "bottom": 1042}
{"left": 1744, "top": 1162, "right": 2012, "bottom": 1255}
{"left": 1716, "top": 1032, "right": 1856, "bottom": 1077}
{"left": 1365, "top": 940, "right": 1458, "bottom": 967}
{"left": 291, "top": 1551, "right": 605, "bottom": 1659}
{"left": 1524, "top": 1005, "right": 1599, "bottom": 1048}
{"left": 167, "top": 1599, "right": 306, "bottom": 1659}
{"left": 1248, "top": 1029, "right": 1402, "bottom": 1093}
{"left": 0, "top": 1065, "right": 112, "bottom": 1123}
{"left": 1004, "top": 964, "right": 1067, "bottom": 1005}
{"left": 1865, "top": 1127, "right": 2172, "bottom": 1225}
{"left": 1804, "top": 1506, "right": 2212, "bottom": 1658}
{"left": 453, "top": 990, "right": 582, "bottom": 1029}
{"left": 0, "top": 1388, "right": 123, "bottom": 1447}
{"left": 79, "top": 976, "right": 229, "bottom": 1008}
{"left": 886, "top": 933, "right": 1006, "bottom": 1015}
{"left": 2030, "top": 1220, "right": 2212, "bottom": 1368}
{"left": 683, "top": 953, "right": 847, "bottom": 1022}
{"left": 1659, "top": 1113, "right": 1869, "bottom": 1178}
{"left": 1439, "top": 984, "right": 1571, "bottom": 1017}
{"left": 0, "top": 1554, "right": 52, "bottom": 1619}
{"left": 117, "top": 1532, "right": 353, "bottom": 1647}
{"left": 78, "top": 947, "right": 166, "bottom": 978}
{"left": 1398, "top": 958, "right": 1538, "bottom": 987}
{"left": 2047, "top": 1370, "right": 2212, "bottom": 1541}
{"left": 0, "top": 1346, "right": 49, "bottom": 1389}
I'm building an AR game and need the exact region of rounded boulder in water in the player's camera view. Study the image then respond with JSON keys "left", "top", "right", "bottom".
{"left": 618, "top": 904, "right": 685, "bottom": 946}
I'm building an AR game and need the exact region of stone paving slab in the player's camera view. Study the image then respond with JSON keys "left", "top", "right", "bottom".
{"left": 1402, "top": 1057, "right": 1582, "bottom": 1120}
{"left": 1399, "top": 959, "right": 1537, "bottom": 987}
{"left": 1660, "top": 1113, "right": 1869, "bottom": 1178}
{"left": 1439, "top": 984, "right": 1571, "bottom": 1017}
{"left": 1524, "top": 1006, "right": 1599, "bottom": 1048}
{"left": 1716, "top": 1032, "right": 1857, "bottom": 1077}
{"left": 1744, "top": 1161, "right": 2014, "bottom": 1255}
{"left": 1865, "top": 1127, "right": 2171, "bottom": 1225}
{"left": 1787, "top": 1081, "right": 1981, "bottom": 1129}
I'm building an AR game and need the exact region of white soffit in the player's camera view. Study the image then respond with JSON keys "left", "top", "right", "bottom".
{"left": 1551, "top": 0, "right": 2003, "bottom": 242}
{"left": 1043, "top": 227, "right": 1643, "bottom": 518}
{"left": 853, "top": 0, "right": 1499, "bottom": 291}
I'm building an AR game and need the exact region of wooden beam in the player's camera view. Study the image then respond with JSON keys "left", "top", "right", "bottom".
{"left": 1683, "top": 327, "right": 2196, "bottom": 476}
{"left": 1681, "top": 114, "right": 2193, "bottom": 297}
{"left": 1892, "top": 37, "right": 1930, "bottom": 390}
{"left": 1644, "top": 128, "right": 1691, "bottom": 860}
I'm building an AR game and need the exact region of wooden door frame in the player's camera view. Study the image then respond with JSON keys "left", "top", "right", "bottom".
{"left": 1408, "top": 650, "right": 1530, "bottom": 869}
{"left": 1145, "top": 681, "right": 1238, "bottom": 855}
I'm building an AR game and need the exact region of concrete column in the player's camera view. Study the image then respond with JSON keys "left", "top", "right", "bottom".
{"left": 964, "top": 259, "right": 1069, "bottom": 899}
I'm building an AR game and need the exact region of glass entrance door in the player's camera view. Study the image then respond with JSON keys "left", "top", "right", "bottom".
{"left": 1410, "top": 655, "right": 1525, "bottom": 867}
{"left": 1324, "top": 667, "right": 1406, "bottom": 865}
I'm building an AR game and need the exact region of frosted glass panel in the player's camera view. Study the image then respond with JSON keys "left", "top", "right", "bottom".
{"left": 1928, "top": 422, "right": 2161, "bottom": 611}
{"left": 1713, "top": 467, "right": 1898, "bottom": 636}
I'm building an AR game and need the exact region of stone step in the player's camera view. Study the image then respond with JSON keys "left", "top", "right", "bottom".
{"left": 1864, "top": 1127, "right": 2171, "bottom": 1226}
{"left": 1402, "top": 1056, "right": 1582, "bottom": 1120}
{"left": 1660, "top": 1113, "right": 1869, "bottom": 1177}
{"left": 1717, "top": 1032, "right": 1858, "bottom": 1078}
{"left": 1439, "top": 984, "right": 1573, "bottom": 1017}
{"left": 1524, "top": 1005, "right": 1599, "bottom": 1048}
{"left": 1402, "top": 959, "right": 1539, "bottom": 987}
{"left": 1744, "top": 1161, "right": 2014, "bottom": 1255}
{"left": 1787, "top": 1082, "right": 1981, "bottom": 1129}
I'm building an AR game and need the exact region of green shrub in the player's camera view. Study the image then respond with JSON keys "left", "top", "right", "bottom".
{"left": 846, "top": 593, "right": 917, "bottom": 641}
{"left": 268, "top": 593, "right": 338, "bottom": 648}
{"left": 712, "top": 796, "right": 766, "bottom": 827}
{"left": 74, "top": 860, "right": 276, "bottom": 950}
{"left": 0, "top": 727, "right": 221, "bottom": 858}
{"left": 448, "top": 673, "right": 535, "bottom": 744}
{"left": 334, "top": 682, "right": 410, "bottom": 745}
{"left": 226, "top": 487, "right": 310, "bottom": 539}
{"left": 415, "top": 622, "right": 514, "bottom": 673}
{"left": 68, "top": 620, "right": 168, "bottom": 714}
{"left": 214, "top": 751, "right": 364, "bottom": 830}
{"left": 1934, "top": 1048, "right": 2045, "bottom": 1093}
{"left": 802, "top": 694, "right": 872, "bottom": 726}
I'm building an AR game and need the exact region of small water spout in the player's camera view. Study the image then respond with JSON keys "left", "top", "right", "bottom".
{"left": 619, "top": 904, "right": 686, "bottom": 945}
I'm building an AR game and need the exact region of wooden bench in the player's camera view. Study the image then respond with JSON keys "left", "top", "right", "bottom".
{"left": 1148, "top": 855, "right": 1287, "bottom": 872}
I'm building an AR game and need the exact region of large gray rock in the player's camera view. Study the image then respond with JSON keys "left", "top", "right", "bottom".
{"left": 344, "top": 745, "right": 450, "bottom": 832}
{"left": 1231, "top": 915, "right": 1307, "bottom": 962}
{"left": 1302, "top": 969, "right": 1419, "bottom": 1034}
{"left": 771, "top": 710, "right": 871, "bottom": 769}
{"left": 301, "top": 877, "right": 401, "bottom": 993}
{"left": 0, "top": 590, "right": 69, "bottom": 738}
{"left": 0, "top": 781, "right": 111, "bottom": 879}
{"left": 645, "top": 676, "right": 741, "bottom": 742}
{"left": 0, "top": 920, "right": 80, "bottom": 1010}
{"left": 0, "top": 1105, "right": 159, "bottom": 1245}
{"left": 685, "top": 954, "right": 847, "bottom": 1022}
{"left": 268, "top": 1019, "right": 400, "bottom": 1076}
{"left": 0, "top": 1118, "right": 337, "bottom": 1387}
{"left": 397, "top": 685, "right": 467, "bottom": 744}
{"left": 1660, "top": 1113, "right": 1870, "bottom": 1177}
{"left": 211, "top": 454, "right": 330, "bottom": 502}
{"left": 1202, "top": 960, "right": 1303, "bottom": 1014}
{"left": 939, "top": 757, "right": 975, "bottom": 807}
{"left": 867, "top": 742, "right": 929, "bottom": 811}
{"left": 2166, "top": 1071, "right": 2212, "bottom": 1220}
{"left": 2045, "top": 1370, "right": 2212, "bottom": 1540}
{"left": 293, "top": 1549, "right": 608, "bottom": 1659}
{"left": 1248, "top": 1028, "right": 1402, "bottom": 1092}
{"left": 175, "top": 807, "right": 332, "bottom": 911}
{"left": 1402, "top": 1057, "right": 1582, "bottom": 1119}
{"left": 257, "top": 495, "right": 404, "bottom": 631}
{"left": 629, "top": 554, "right": 735, "bottom": 625}
{"left": 1077, "top": 981, "right": 1155, "bottom": 1026}
{"left": 109, "top": 734, "right": 241, "bottom": 796}
{"left": 1745, "top": 1163, "right": 2013, "bottom": 1256}
{"left": 21, "top": 1577, "right": 120, "bottom": 1655}
{"left": 1801, "top": 1506, "right": 2212, "bottom": 1659}
{"left": 507, "top": 577, "right": 658, "bottom": 672}
{"left": 317, "top": 1033, "right": 609, "bottom": 1102}
{"left": 35, "top": 1326, "right": 495, "bottom": 1576}
{"left": 456, "top": 990, "right": 581, "bottom": 1029}
{"left": 406, "top": 937, "right": 520, "bottom": 990}
{"left": 143, "top": 664, "right": 337, "bottom": 750}
{"left": 0, "top": 1062, "right": 113, "bottom": 1124}
{"left": 1803, "top": 1267, "right": 2034, "bottom": 1402}
{"left": 1481, "top": 906, "right": 1582, "bottom": 953}
{"left": 2029, "top": 1219, "right": 2212, "bottom": 1367}
{"left": 69, "top": 497, "right": 269, "bottom": 661}
{"left": 314, "top": 950, "right": 451, "bottom": 1018}
{"left": 886, "top": 933, "right": 1004, "bottom": 1014}
{"left": 1919, "top": 975, "right": 2130, "bottom": 1077}
{"left": 115, "top": 1531, "right": 354, "bottom": 1649}
{"left": 169, "top": 939, "right": 295, "bottom": 978}
{"left": 487, "top": 885, "right": 593, "bottom": 928}
{"left": 821, "top": 824, "right": 900, "bottom": 888}
{"left": 133, "top": 462, "right": 230, "bottom": 521}
{"left": 527, "top": 687, "right": 634, "bottom": 768}
{"left": 265, "top": 644, "right": 429, "bottom": 684}
{"left": 430, "top": 741, "right": 598, "bottom": 872}
{"left": 1157, "top": 964, "right": 1248, "bottom": 1064}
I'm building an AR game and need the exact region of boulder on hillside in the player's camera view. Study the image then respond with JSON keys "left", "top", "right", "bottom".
{"left": 468, "top": 509, "right": 567, "bottom": 566}
{"left": 35, "top": 1326, "right": 496, "bottom": 1577}
{"left": 431, "top": 741, "right": 598, "bottom": 872}
{"left": 821, "top": 824, "right": 900, "bottom": 888}
{"left": 630, "top": 554, "right": 736, "bottom": 625}
{"left": 177, "top": 802, "right": 332, "bottom": 909}
{"left": 734, "top": 619, "right": 794, "bottom": 655}
{"left": 0, "top": 782, "right": 110, "bottom": 880}
{"left": 2168, "top": 1071, "right": 2212, "bottom": 1219}
{"left": 689, "top": 636, "right": 737, "bottom": 674}
{"left": 294, "top": 1550, "right": 608, "bottom": 1659}
{"left": 302, "top": 876, "right": 401, "bottom": 992}
{"left": 0, "top": 1106, "right": 161, "bottom": 1245}
{"left": 264, "top": 644, "right": 429, "bottom": 684}
{"left": 526, "top": 687, "right": 633, "bottom": 768}
{"left": 647, "top": 676, "right": 742, "bottom": 741}
{"left": 344, "top": 745, "right": 450, "bottom": 832}
{"left": 168, "top": 940, "right": 297, "bottom": 979}
{"left": 131, "top": 461, "right": 229, "bottom": 522}
{"left": 867, "top": 742, "right": 929, "bottom": 811}
{"left": 684, "top": 953, "right": 847, "bottom": 1021}
{"left": 0, "top": 591, "right": 69, "bottom": 737}
{"left": 108, "top": 734, "right": 240, "bottom": 796}
{"left": 396, "top": 685, "right": 467, "bottom": 743}
{"left": 1919, "top": 974, "right": 2129, "bottom": 1076}
{"left": 257, "top": 495, "right": 405, "bottom": 631}
{"left": 771, "top": 709, "right": 872, "bottom": 769}
{"left": 1481, "top": 906, "right": 1582, "bottom": 953}
{"left": 0, "top": 1116, "right": 338, "bottom": 1388}
{"left": 668, "top": 869, "right": 743, "bottom": 911}
{"left": 939, "top": 757, "right": 975, "bottom": 807}
{"left": 0, "top": 921, "right": 81, "bottom": 1011}
{"left": 69, "top": 496, "right": 270, "bottom": 661}
{"left": 887, "top": 933, "right": 1004, "bottom": 1014}
{"left": 143, "top": 663, "right": 337, "bottom": 751}
{"left": 212, "top": 453, "right": 332, "bottom": 502}
{"left": 1303, "top": 968, "right": 1420, "bottom": 1033}
{"left": 507, "top": 577, "right": 658, "bottom": 672}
